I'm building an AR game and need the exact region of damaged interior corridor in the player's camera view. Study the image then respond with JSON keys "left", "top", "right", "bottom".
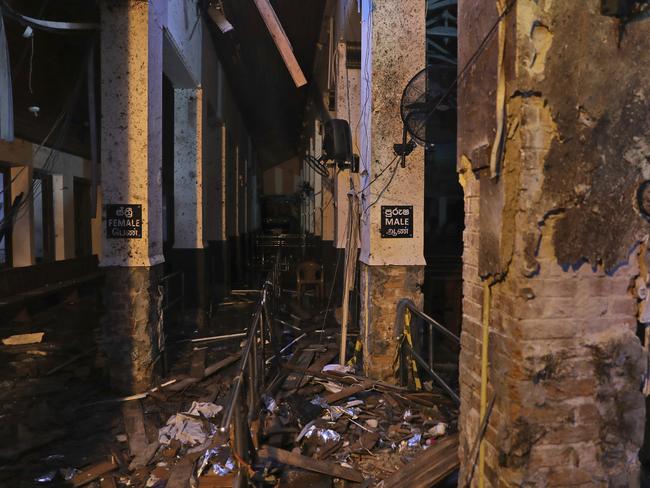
{"left": 1, "top": 0, "right": 650, "bottom": 487}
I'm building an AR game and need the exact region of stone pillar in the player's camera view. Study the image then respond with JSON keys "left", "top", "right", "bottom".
{"left": 358, "top": 0, "right": 426, "bottom": 380}
{"left": 10, "top": 165, "right": 34, "bottom": 267}
{"left": 100, "top": 0, "right": 164, "bottom": 393}
{"left": 52, "top": 173, "right": 65, "bottom": 261}
{"left": 458, "top": 1, "right": 648, "bottom": 485}
{"left": 172, "top": 87, "right": 208, "bottom": 311}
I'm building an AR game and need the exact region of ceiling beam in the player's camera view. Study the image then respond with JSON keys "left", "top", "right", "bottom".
{"left": 251, "top": 0, "right": 308, "bottom": 88}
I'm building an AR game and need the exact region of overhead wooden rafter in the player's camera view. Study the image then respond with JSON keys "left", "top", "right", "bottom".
{"left": 251, "top": 0, "right": 308, "bottom": 88}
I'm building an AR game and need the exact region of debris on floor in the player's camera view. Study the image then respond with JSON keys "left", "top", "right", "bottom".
{"left": 11, "top": 288, "right": 459, "bottom": 488}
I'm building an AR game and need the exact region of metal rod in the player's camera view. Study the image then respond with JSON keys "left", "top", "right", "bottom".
{"left": 428, "top": 322, "right": 434, "bottom": 371}
{"left": 187, "top": 332, "right": 247, "bottom": 343}
{"left": 265, "top": 332, "right": 307, "bottom": 365}
{"left": 404, "top": 343, "right": 460, "bottom": 404}
{"left": 220, "top": 285, "right": 266, "bottom": 432}
{"left": 404, "top": 302, "right": 459, "bottom": 344}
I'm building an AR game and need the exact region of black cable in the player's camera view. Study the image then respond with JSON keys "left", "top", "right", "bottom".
{"left": 304, "top": 154, "right": 330, "bottom": 178}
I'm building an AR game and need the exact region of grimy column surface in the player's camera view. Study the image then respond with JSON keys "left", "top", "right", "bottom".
{"left": 458, "top": 1, "right": 649, "bottom": 486}
{"left": 100, "top": 0, "right": 164, "bottom": 393}
{"left": 358, "top": 0, "right": 426, "bottom": 380}
{"left": 171, "top": 87, "right": 208, "bottom": 311}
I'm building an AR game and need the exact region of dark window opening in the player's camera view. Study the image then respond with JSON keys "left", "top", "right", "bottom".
{"left": 33, "top": 171, "right": 55, "bottom": 263}
{"left": 0, "top": 165, "right": 11, "bottom": 267}
{"left": 74, "top": 177, "right": 92, "bottom": 257}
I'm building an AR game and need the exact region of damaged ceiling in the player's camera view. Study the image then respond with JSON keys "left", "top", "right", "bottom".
{"left": 207, "top": 0, "right": 326, "bottom": 169}
{"left": 2, "top": 0, "right": 97, "bottom": 158}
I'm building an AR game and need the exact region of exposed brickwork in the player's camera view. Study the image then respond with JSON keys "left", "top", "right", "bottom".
{"left": 101, "top": 265, "right": 164, "bottom": 393}
{"left": 458, "top": 1, "right": 649, "bottom": 485}
{"left": 360, "top": 263, "right": 424, "bottom": 381}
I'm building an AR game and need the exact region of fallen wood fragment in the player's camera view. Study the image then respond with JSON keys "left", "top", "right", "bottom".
{"left": 191, "top": 347, "right": 207, "bottom": 378}
{"left": 100, "top": 476, "right": 117, "bottom": 488}
{"left": 128, "top": 441, "right": 159, "bottom": 470}
{"left": 72, "top": 458, "right": 118, "bottom": 487}
{"left": 166, "top": 453, "right": 202, "bottom": 488}
{"left": 323, "top": 382, "right": 370, "bottom": 404}
{"left": 122, "top": 402, "right": 148, "bottom": 461}
{"left": 204, "top": 351, "right": 242, "bottom": 377}
{"left": 198, "top": 473, "right": 235, "bottom": 487}
{"left": 2, "top": 332, "right": 44, "bottom": 346}
{"left": 259, "top": 446, "right": 363, "bottom": 483}
{"left": 381, "top": 434, "right": 459, "bottom": 488}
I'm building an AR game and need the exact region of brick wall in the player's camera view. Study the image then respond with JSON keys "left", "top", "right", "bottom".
{"left": 458, "top": 1, "right": 649, "bottom": 485}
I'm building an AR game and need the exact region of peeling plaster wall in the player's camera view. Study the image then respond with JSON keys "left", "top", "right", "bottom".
{"left": 458, "top": 0, "right": 650, "bottom": 485}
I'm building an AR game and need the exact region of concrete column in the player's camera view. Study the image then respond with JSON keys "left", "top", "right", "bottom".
{"left": 213, "top": 123, "right": 230, "bottom": 301}
{"left": 458, "top": 1, "right": 648, "bottom": 485}
{"left": 100, "top": 0, "right": 164, "bottom": 393}
{"left": 358, "top": 0, "right": 426, "bottom": 380}
{"left": 334, "top": 41, "right": 360, "bottom": 250}
{"left": 10, "top": 166, "right": 34, "bottom": 267}
{"left": 171, "top": 87, "right": 208, "bottom": 310}
{"left": 52, "top": 174, "right": 65, "bottom": 261}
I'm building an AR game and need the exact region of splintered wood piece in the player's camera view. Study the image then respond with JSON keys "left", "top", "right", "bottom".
{"left": 72, "top": 459, "right": 118, "bottom": 487}
{"left": 100, "top": 476, "right": 117, "bottom": 488}
{"left": 311, "top": 347, "right": 340, "bottom": 372}
{"left": 190, "top": 347, "right": 208, "bottom": 378}
{"left": 251, "top": 0, "right": 307, "bottom": 87}
{"left": 166, "top": 453, "right": 203, "bottom": 488}
{"left": 282, "top": 350, "right": 315, "bottom": 391}
{"left": 204, "top": 352, "right": 242, "bottom": 378}
{"left": 381, "top": 434, "right": 459, "bottom": 488}
{"left": 323, "top": 382, "right": 371, "bottom": 404}
{"left": 2, "top": 332, "right": 44, "bottom": 346}
{"left": 122, "top": 402, "right": 148, "bottom": 458}
{"left": 198, "top": 473, "right": 235, "bottom": 487}
{"left": 259, "top": 446, "right": 363, "bottom": 483}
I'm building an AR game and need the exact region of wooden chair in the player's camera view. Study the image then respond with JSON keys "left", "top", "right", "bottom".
{"left": 296, "top": 261, "right": 324, "bottom": 304}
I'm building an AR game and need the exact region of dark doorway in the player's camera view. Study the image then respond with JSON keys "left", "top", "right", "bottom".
{"left": 74, "top": 177, "right": 92, "bottom": 257}
{"left": 162, "top": 74, "right": 175, "bottom": 257}
{"left": 422, "top": 0, "right": 462, "bottom": 338}
{"left": 0, "top": 166, "right": 11, "bottom": 267}
{"left": 33, "top": 171, "right": 55, "bottom": 263}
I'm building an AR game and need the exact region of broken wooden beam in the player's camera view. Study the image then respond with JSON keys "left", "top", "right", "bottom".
{"left": 251, "top": 0, "right": 308, "bottom": 87}
{"left": 72, "top": 458, "right": 118, "bottom": 487}
{"left": 2, "top": 332, "right": 44, "bottom": 346}
{"left": 258, "top": 446, "right": 363, "bottom": 483}
{"left": 323, "top": 381, "right": 370, "bottom": 404}
{"left": 381, "top": 433, "right": 459, "bottom": 488}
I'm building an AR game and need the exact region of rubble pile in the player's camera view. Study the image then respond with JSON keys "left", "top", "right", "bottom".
{"left": 22, "top": 296, "right": 459, "bottom": 487}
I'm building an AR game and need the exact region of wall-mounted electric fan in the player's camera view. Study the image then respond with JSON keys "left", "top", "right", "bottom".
{"left": 395, "top": 64, "right": 457, "bottom": 166}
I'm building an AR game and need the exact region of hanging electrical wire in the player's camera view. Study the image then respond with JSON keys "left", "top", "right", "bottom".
{"left": 304, "top": 154, "right": 330, "bottom": 178}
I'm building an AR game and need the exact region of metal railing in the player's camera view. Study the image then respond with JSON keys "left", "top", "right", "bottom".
{"left": 219, "top": 259, "right": 282, "bottom": 487}
{"left": 395, "top": 298, "right": 460, "bottom": 404}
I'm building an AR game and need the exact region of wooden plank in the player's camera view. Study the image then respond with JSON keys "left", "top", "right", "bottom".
{"left": 282, "top": 350, "right": 315, "bottom": 390}
{"left": 190, "top": 347, "right": 207, "bottom": 378}
{"left": 198, "top": 473, "right": 235, "bottom": 487}
{"left": 204, "top": 351, "right": 241, "bottom": 377}
{"left": 259, "top": 446, "right": 363, "bottom": 483}
{"left": 2, "top": 332, "right": 44, "bottom": 345}
{"left": 311, "top": 347, "right": 339, "bottom": 372}
{"left": 72, "top": 459, "right": 118, "bottom": 487}
{"left": 122, "top": 402, "right": 148, "bottom": 459}
{"left": 381, "top": 434, "right": 459, "bottom": 488}
{"left": 251, "top": 0, "right": 308, "bottom": 87}
{"left": 100, "top": 476, "right": 117, "bottom": 488}
{"left": 323, "top": 382, "right": 370, "bottom": 404}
